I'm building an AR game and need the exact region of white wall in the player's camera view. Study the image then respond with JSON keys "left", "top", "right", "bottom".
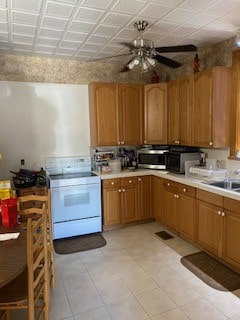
{"left": 0, "top": 81, "right": 90, "bottom": 179}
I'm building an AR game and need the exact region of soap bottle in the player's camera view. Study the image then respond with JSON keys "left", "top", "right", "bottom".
{"left": 38, "top": 167, "right": 46, "bottom": 186}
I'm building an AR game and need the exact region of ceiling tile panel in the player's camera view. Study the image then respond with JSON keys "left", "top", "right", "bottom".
{"left": 12, "top": 34, "right": 34, "bottom": 44}
{"left": 39, "top": 28, "right": 63, "bottom": 38}
{"left": 42, "top": 16, "right": 69, "bottom": 29}
{"left": 151, "top": 0, "right": 185, "bottom": 5}
{"left": 61, "top": 40, "right": 81, "bottom": 48}
{"left": 12, "top": 43, "right": 33, "bottom": 51}
{"left": 75, "top": 49, "right": 95, "bottom": 58}
{"left": 80, "top": 43, "right": 102, "bottom": 51}
{"left": 94, "top": 24, "right": 119, "bottom": 36}
{"left": 0, "top": 32, "right": 8, "bottom": 40}
{"left": 53, "top": 0, "right": 81, "bottom": 4}
{"left": 111, "top": 0, "right": 146, "bottom": 14}
{"left": 69, "top": 20, "right": 95, "bottom": 32}
{"left": 115, "top": 28, "right": 139, "bottom": 39}
{"left": 0, "top": 0, "right": 6, "bottom": 8}
{"left": 64, "top": 31, "right": 88, "bottom": 41}
{"left": 0, "top": 20, "right": 7, "bottom": 31}
{"left": 170, "top": 25, "right": 199, "bottom": 37}
{"left": 45, "top": 1, "right": 75, "bottom": 18}
{"left": 11, "top": 0, "right": 42, "bottom": 13}
{"left": 87, "top": 34, "right": 111, "bottom": 44}
{"left": 102, "top": 12, "right": 131, "bottom": 26}
{"left": 180, "top": 0, "right": 220, "bottom": 11}
{"left": 139, "top": 3, "right": 172, "bottom": 19}
{"left": 12, "top": 23, "right": 36, "bottom": 35}
{"left": 56, "top": 47, "right": 76, "bottom": 54}
{"left": 75, "top": 7, "right": 105, "bottom": 22}
{"left": 186, "top": 13, "right": 218, "bottom": 27}
{"left": 163, "top": 8, "right": 198, "bottom": 23}
{"left": 37, "top": 37, "right": 59, "bottom": 47}
{"left": 35, "top": 45, "right": 56, "bottom": 54}
{"left": 0, "top": 8, "right": 7, "bottom": 21}
{"left": 204, "top": 0, "right": 240, "bottom": 16}
{"left": 81, "top": 0, "right": 114, "bottom": 10}
{"left": 11, "top": 11, "right": 39, "bottom": 25}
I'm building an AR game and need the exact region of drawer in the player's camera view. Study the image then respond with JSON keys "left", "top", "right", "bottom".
{"left": 224, "top": 197, "right": 240, "bottom": 214}
{"left": 18, "top": 186, "right": 47, "bottom": 196}
{"left": 121, "top": 177, "right": 138, "bottom": 186}
{"left": 196, "top": 189, "right": 223, "bottom": 207}
{"left": 102, "top": 178, "right": 121, "bottom": 188}
{"left": 177, "top": 183, "right": 195, "bottom": 197}
{"left": 163, "top": 179, "right": 178, "bottom": 192}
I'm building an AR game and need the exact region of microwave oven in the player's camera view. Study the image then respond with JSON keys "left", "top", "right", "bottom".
{"left": 166, "top": 147, "right": 201, "bottom": 173}
{"left": 137, "top": 147, "right": 169, "bottom": 170}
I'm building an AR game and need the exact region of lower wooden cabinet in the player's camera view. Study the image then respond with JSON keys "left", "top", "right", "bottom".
{"left": 102, "top": 179, "right": 122, "bottom": 226}
{"left": 138, "top": 175, "right": 152, "bottom": 220}
{"left": 162, "top": 179, "right": 196, "bottom": 241}
{"left": 121, "top": 177, "right": 138, "bottom": 223}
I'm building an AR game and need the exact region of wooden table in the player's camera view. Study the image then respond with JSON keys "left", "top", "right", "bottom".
{"left": 0, "top": 227, "right": 26, "bottom": 288}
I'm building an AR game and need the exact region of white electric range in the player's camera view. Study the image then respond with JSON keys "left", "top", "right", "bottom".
{"left": 46, "top": 156, "right": 102, "bottom": 240}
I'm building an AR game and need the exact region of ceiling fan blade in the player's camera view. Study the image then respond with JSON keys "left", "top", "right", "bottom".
{"left": 155, "top": 54, "right": 181, "bottom": 68}
{"left": 155, "top": 44, "right": 197, "bottom": 53}
{"left": 87, "top": 52, "right": 131, "bottom": 62}
{"left": 119, "top": 42, "right": 134, "bottom": 49}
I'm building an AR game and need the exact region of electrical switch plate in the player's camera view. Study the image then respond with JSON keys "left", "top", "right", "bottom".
{"left": 21, "top": 159, "right": 25, "bottom": 165}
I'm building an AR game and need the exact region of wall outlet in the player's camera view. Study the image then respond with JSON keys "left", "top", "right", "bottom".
{"left": 21, "top": 159, "right": 25, "bottom": 165}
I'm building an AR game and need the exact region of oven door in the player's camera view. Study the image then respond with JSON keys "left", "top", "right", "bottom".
{"left": 51, "top": 183, "right": 101, "bottom": 223}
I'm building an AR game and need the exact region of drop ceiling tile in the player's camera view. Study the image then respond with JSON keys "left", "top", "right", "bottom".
{"left": 53, "top": 0, "right": 81, "bottom": 4}
{"left": 69, "top": 20, "right": 95, "bottom": 33}
{"left": 11, "top": 0, "right": 42, "bottom": 13}
{"left": 111, "top": 0, "right": 145, "bottom": 14}
{"left": 57, "top": 47, "right": 76, "bottom": 55}
{"left": 163, "top": 8, "right": 199, "bottom": 23}
{"left": 94, "top": 24, "right": 119, "bottom": 36}
{"left": 155, "top": 21, "right": 179, "bottom": 33}
{"left": 11, "top": 11, "right": 39, "bottom": 25}
{"left": 45, "top": 1, "right": 75, "bottom": 18}
{"left": 139, "top": 3, "right": 172, "bottom": 19}
{"left": 180, "top": 0, "right": 220, "bottom": 11}
{"left": 42, "top": 16, "right": 69, "bottom": 29}
{"left": 81, "top": 0, "right": 114, "bottom": 10}
{"left": 191, "top": 28, "right": 223, "bottom": 40}
{"left": 64, "top": 31, "right": 88, "bottom": 41}
{"left": 0, "top": 20, "right": 7, "bottom": 31}
{"left": 12, "top": 43, "right": 33, "bottom": 51}
{"left": 75, "top": 49, "right": 95, "bottom": 58}
{"left": 154, "top": 34, "right": 182, "bottom": 46}
{"left": 151, "top": 0, "right": 185, "bottom": 5}
{"left": 35, "top": 45, "right": 56, "bottom": 54}
{"left": 61, "top": 40, "right": 80, "bottom": 49}
{"left": 101, "top": 45, "right": 124, "bottom": 54}
{"left": 170, "top": 25, "right": 200, "bottom": 37}
{"left": 0, "top": 8, "right": 7, "bottom": 21}
{"left": 0, "top": 32, "right": 8, "bottom": 40}
{"left": 204, "top": 0, "right": 240, "bottom": 16}
{"left": 186, "top": 13, "right": 218, "bottom": 27}
{"left": 75, "top": 7, "right": 105, "bottom": 22}
{"left": 12, "top": 23, "right": 36, "bottom": 35}
{"left": 102, "top": 12, "right": 131, "bottom": 26}
{"left": 87, "top": 34, "right": 111, "bottom": 44}
{"left": 37, "top": 37, "right": 59, "bottom": 47}
{"left": 12, "top": 34, "right": 34, "bottom": 44}
{"left": 0, "top": 0, "right": 6, "bottom": 8}
{"left": 81, "top": 43, "right": 102, "bottom": 51}
{"left": 39, "top": 28, "right": 63, "bottom": 38}
{"left": 115, "top": 28, "right": 139, "bottom": 39}
{"left": 207, "top": 17, "right": 237, "bottom": 32}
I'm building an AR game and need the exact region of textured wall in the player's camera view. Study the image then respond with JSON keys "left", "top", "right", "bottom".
{"left": 0, "top": 36, "right": 235, "bottom": 85}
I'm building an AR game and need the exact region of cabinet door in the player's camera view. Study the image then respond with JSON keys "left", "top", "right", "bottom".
{"left": 152, "top": 176, "right": 163, "bottom": 222}
{"left": 121, "top": 184, "right": 138, "bottom": 223}
{"left": 102, "top": 179, "right": 121, "bottom": 226}
{"left": 144, "top": 83, "right": 167, "bottom": 144}
{"left": 89, "top": 83, "right": 119, "bottom": 146}
{"left": 223, "top": 210, "right": 240, "bottom": 269}
{"left": 163, "top": 190, "right": 177, "bottom": 231}
{"left": 179, "top": 75, "right": 193, "bottom": 146}
{"left": 118, "top": 84, "right": 143, "bottom": 145}
{"left": 196, "top": 200, "right": 223, "bottom": 257}
{"left": 168, "top": 79, "right": 179, "bottom": 145}
{"left": 178, "top": 194, "right": 195, "bottom": 242}
{"left": 192, "top": 69, "right": 213, "bottom": 147}
{"left": 138, "top": 175, "right": 152, "bottom": 220}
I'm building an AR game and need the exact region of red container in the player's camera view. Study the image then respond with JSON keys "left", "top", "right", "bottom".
{"left": 1, "top": 198, "right": 18, "bottom": 227}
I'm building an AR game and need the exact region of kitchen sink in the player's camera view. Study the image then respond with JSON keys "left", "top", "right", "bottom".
{"left": 202, "top": 179, "right": 240, "bottom": 190}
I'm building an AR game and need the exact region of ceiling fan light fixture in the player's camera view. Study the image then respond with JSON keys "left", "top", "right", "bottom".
{"left": 146, "top": 56, "right": 157, "bottom": 67}
{"left": 235, "top": 31, "right": 240, "bottom": 46}
{"left": 127, "top": 59, "right": 136, "bottom": 70}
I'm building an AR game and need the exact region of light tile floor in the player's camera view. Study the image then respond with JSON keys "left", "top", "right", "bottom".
{"left": 10, "top": 222, "right": 240, "bottom": 319}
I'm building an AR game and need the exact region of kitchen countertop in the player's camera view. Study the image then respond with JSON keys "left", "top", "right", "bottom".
{"left": 97, "top": 169, "right": 240, "bottom": 201}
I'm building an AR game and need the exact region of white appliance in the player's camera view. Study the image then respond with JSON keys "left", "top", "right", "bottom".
{"left": 46, "top": 156, "right": 102, "bottom": 240}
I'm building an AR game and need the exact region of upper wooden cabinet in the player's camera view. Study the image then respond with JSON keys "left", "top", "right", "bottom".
{"left": 118, "top": 84, "right": 143, "bottom": 146}
{"left": 192, "top": 66, "right": 231, "bottom": 148}
{"left": 144, "top": 83, "right": 168, "bottom": 145}
{"left": 89, "top": 82, "right": 143, "bottom": 147}
{"left": 168, "top": 75, "right": 193, "bottom": 146}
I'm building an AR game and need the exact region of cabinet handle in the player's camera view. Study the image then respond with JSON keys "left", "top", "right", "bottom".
{"left": 209, "top": 141, "right": 213, "bottom": 146}
{"left": 111, "top": 181, "right": 115, "bottom": 185}
{"left": 129, "top": 180, "right": 132, "bottom": 183}
{"left": 119, "top": 189, "right": 121, "bottom": 192}
{"left": 221, "top": 212, "right": 226, "bottom": 217}
{"left": 118, "top": 142, "right": 120, "bottom": 145}
{"left": 167, "top": 183, "right": 170, "bottom": 187}
{"left": 217, "top": 210, "right": 221, "bottom": 215}
{"left": 121, "top": 141, "right": 124, "bottom": 145}
{"left": 144, "top": 140, "right": 147, "bottom": 144}
{"left": 122, "top": 188, "right": 125, "bottom": 192}
{"left": 183, "top": 188, "right": 187, "bottom": 192}
{"left": 138, "top": 178, "right": 141, "bottom": 182}
{"left": 176, "top": 194, "right": 179, "bottom": 199}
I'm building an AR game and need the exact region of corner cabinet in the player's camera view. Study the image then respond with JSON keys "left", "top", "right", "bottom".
{"left": 192, "top": 67, "right": 231, "bottom": 148}
{"left": 89, "top": 82, "right": 143, "bottom": 147}
{"left": 143, "top": 83, "right": 168, "bottom": 145}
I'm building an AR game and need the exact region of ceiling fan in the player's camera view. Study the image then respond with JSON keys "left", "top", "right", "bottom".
{"left": 93, "top": 20, "right": 197, "bottom": 73}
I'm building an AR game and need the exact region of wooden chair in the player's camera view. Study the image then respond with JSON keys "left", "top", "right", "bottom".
{"left": 0, "top": 311, "right": 6, "bottom": 320}
{"left": 0, "top": 215, "right": 49, "bottom": 319}
{"left": 17, "top": 191, "right": 55, "bottom": 289}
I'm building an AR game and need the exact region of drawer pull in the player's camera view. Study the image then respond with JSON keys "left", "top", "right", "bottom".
{"left": 217, "top": 211, "right": 221, "bottom": 215}
{"left": 221, "top": 212, "right": 226, "bottom": 217}
{"left": 138, "top": 178, "right": 141, "bottom": 182}
{"left": 183, "top": 188, "right": 187, "bottom": 192}
{"left": 167, "top": 183, "right": 170, "bottom": 187}
{"left": 118, "top": 189, "right": 121, "bottom": 192}
{"left": 122, "top": 188, "right": 125, "bottom": 192}
{"left": 129, "top": 180, "right": 132, "bottom": 183}
{"left": 111, "top": 182, "right": 115, "bottom": 185}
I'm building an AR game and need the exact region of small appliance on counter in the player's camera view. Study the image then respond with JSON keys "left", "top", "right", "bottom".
{"left": 137, "top": 145, "right": 169, "bottom": 170}
{"left": 166, "top": 146, "right": 201, "bottom": 174}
